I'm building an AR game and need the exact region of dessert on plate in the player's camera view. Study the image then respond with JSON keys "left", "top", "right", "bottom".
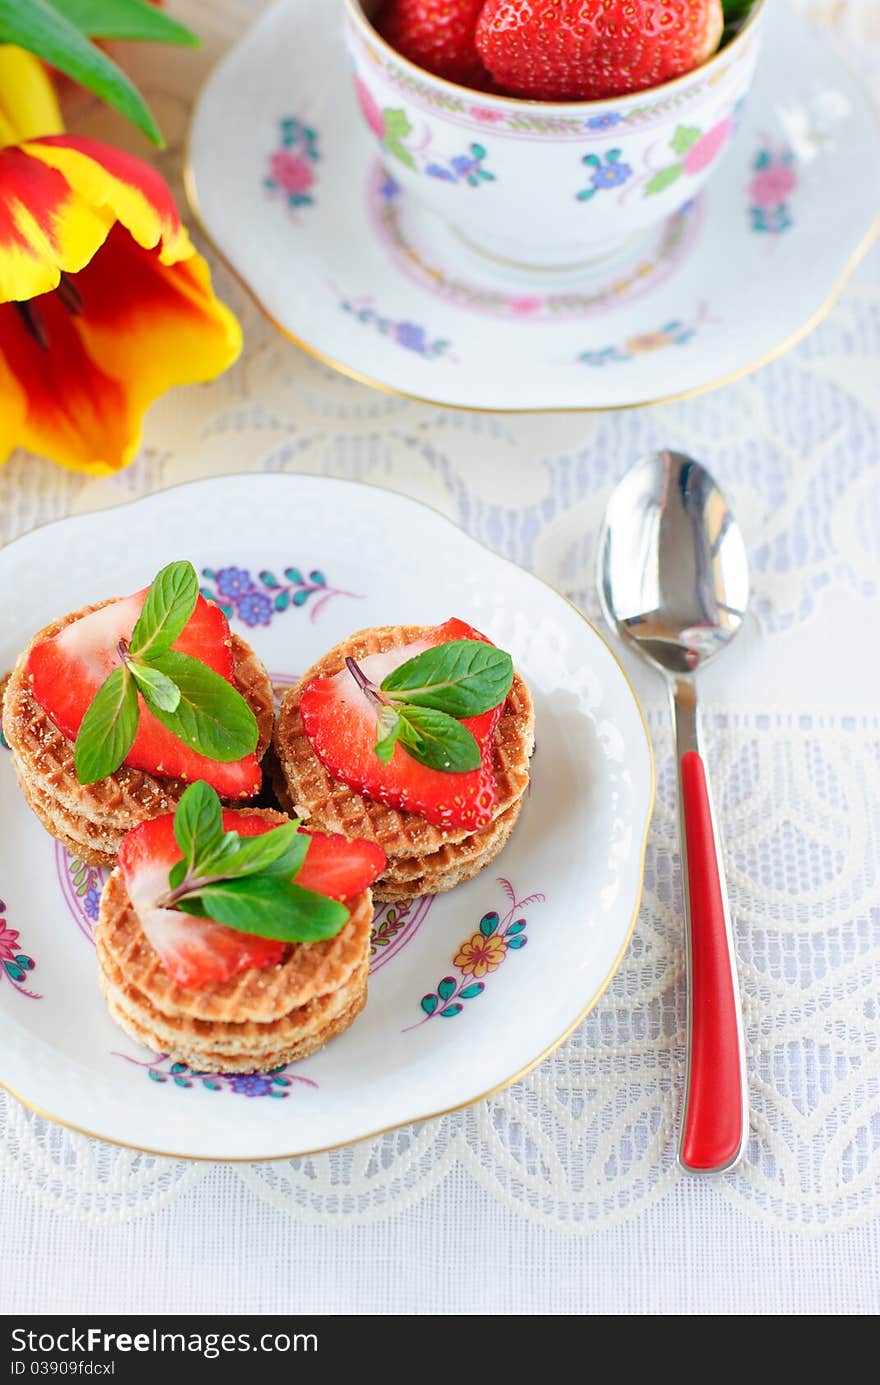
{"left": 96, "top": 781, "right": 386, "bottom": 1072}
{"left": 271, "top": 618, "right": 535, "bottom": 901}
{"left": 2, "top": 560, "right": 274, "bottom": 869}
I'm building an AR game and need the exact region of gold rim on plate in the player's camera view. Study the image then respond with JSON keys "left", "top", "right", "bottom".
{"left": 0, "top": 472, "right": 655, "bottom": 1162}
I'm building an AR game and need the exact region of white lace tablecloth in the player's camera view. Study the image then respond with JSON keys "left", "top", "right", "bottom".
{"left": 2, "top": 0, "right": 879, "bottom": 1316}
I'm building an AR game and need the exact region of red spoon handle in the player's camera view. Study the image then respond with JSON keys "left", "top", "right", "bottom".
{"left": 679, "top": 749, "right": 746, "bottom": 1172}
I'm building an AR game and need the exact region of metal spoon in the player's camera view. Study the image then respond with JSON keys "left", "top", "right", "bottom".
{"left": 597, "top": 450, "right": 749, "bottom": 1174}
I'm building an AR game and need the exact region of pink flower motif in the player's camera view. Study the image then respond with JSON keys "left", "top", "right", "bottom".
{"left": 469, "top": 105, "right": 505, "bottom": 124}
{"left": 683, "top": 118, "right": 733, "bottom": 176}
{"left": 0, "top": 921, "right": 21, "bottom": 964}
{"left": 509, "top": 296, "right": 543, "bottom": 315}
{"left": 750, "top": 161, "right": 797, "bottom": 208}
{"left": 268, "top": 150, "right": 315, "bottom": 197}
{"left": 355, "top": 77, "right": 386, "bottom": 139}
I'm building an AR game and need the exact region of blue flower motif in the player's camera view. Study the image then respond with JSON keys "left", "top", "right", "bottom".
{"left": 215, "top": 566, "right": 254, "bottom": 598}
{"left": 577, "top": 149, "right": 632, "bottom": 200}
{"left": 236, "top": 590, "right": 274, "bottom": 627}
{"left": 229, "top": 1074, "right": 275, "bottom": 1097}
{"left": 395, "top": 321, "right": 427, "bottom": 354}
{"left": 585, "top": 113, "right": 623, "bottom": 130}
{"left": 589, "top": 158, "right": 632, "bottom": 190}
{"left": 380, "top": 173, "right": 401, "bottom": 201}
{"left": 450, "top": 154, "right": 478, "bottom": 177}
{"left": 84, "top": 886, "right": 101, "bottom": 921}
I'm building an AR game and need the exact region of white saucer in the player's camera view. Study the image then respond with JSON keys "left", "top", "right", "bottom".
{"left": 0, "top": 475, "right": 653, "bottom": 1159}
{"left": 187, "top": 0, "right": 879, "bottom": 411}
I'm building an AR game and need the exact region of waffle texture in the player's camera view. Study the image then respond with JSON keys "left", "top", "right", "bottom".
{"left": 95, "top": 862, "right": 374, "bottom": 1072}
{"left": 2, "top": 601, "right": 275, "bottom": 868}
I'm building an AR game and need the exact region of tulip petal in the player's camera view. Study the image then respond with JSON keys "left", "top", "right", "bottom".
{"left": 0, "top": 146, "right": 113, "bottom": 301}
{"left": 21, "top": 135, "right": 190, "bottom": 264}
{"left": 0, "top": 224, "right": 241, "bottom": 475}
{"left": 0, "top": 46, "right": 63, "bottom": 146}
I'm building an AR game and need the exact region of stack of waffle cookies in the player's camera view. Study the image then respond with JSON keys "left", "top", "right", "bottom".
{"left": 270, "top": 624, "right": 535, "bottom": 903}
{"left": 95, "top": 813, "right": 373, "bottom": 1071}
{"left": 1, "top": 602, "right": 276, "bottom": 870}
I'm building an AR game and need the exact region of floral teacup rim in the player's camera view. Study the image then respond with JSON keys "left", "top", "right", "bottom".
{"left": 346, "top": 0, "right": 768, "bottom": 112}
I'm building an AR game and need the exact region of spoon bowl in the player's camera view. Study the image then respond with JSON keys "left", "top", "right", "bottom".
{"left": 598, "top": 450, "right": 750, "bottom": 677}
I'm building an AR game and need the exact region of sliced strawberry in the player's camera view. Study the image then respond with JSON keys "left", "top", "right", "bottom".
{"left": 118, "top": 809, "right": 385, "bottom": 988}
{"left": 299, "top": 617, "right": 505, "bottom": 831}
{"left": 295, "top": 829, "right": 387, "bottom": 901}
{"left": 27, "top": 589, "right": 261, "bottom": 798}
{"left": 118, "top": 812, "right": 284, "bottom": 989}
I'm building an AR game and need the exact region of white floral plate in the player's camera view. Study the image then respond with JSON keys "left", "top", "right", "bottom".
{"left": 186, "top": 0, "right": 879, "bottom": 411}
{"left": 0, "top": 475, "right": 653, "bottom": 1159}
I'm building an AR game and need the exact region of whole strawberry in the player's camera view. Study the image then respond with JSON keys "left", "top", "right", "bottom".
{"left": 474, "top": 0, "right": 725, "bottom": 101}
{"left": 377, "top": 0, "right": 489, "bottom": 86}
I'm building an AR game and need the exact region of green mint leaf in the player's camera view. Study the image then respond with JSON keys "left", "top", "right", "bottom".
{"left": 396, "top": 705, "right": 482, "bottom": 774}
{"left": 374, "top": 704, "right": 402, "bottom": 766}
{"left": 175, "top": 877, "right": 349, "bottom": 943}
{"left": 723, "top": 0, "right": 753, "bottom": 22}
{"left": 73, "top": 666, "right": 139, "bottom": 784}
{"left": 0, "top": 0, "right": 163, "bottom": 145}
{"left": 168, "top": 858, "right": 187, "bottom": 890}
{"left": 52, "top": 0, "right": 200, "bottom": 46}
{"left": 381, "top": 639, "right": 513, "bottom": 718}
{"left": 193, "top": 831, "right": 240, "bottom": 875}
{"left": 129, "top": 560, "right": 199, "bottom": 659}
{"left": 129, "top": 659, "right": 180, "bottom": 713}
{"left": 173, "top": 780, "right": 223, "bottom": 869}
{"left": 147, "top": 650, "right": 258, "bottom": 762}
{"left": 199, "top": 821, "right": 309, "bottom": 883}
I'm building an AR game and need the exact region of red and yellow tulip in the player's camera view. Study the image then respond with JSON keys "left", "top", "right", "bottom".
{"left": 0, "top": 45, "right": 241, "bottom": 475}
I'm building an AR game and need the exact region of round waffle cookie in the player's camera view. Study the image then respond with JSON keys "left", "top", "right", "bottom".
{"left": 99, "top": 958, "right": 369, "bottom": 1073}
{"left": 95, "top": 865, "right": 374, "bottom": 1073}
{"left": 272, "top": 625, "right": 535, "bottom": 901}
{"left": 96, "top": 866, "right": 373, "bottom": 1022}
{"left": 2, "top": 602, "right": 275, "bottom": 869}
{"left": 372, "top": 798, "right": 524, "bottom": 902}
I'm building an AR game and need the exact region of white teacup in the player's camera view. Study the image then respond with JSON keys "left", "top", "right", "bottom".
{"left": 344, "top": 0, "right": 765, "bottom": 270}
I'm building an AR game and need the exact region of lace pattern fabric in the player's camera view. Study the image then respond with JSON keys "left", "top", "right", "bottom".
{"left": 0, "top": 0, "right": 879, "bottom": 1314}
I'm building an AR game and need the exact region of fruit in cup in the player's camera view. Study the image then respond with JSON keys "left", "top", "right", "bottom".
{"left": 376, "top": 0, "right": 487, "bottom": 86}
{"left": 375, "top": 0, "right": 727, "bottom": 101}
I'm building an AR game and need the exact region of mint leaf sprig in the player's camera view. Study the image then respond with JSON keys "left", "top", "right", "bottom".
{"left": 73, "top": 560, "right": 258, "bottom": 785}
{"left": 158, "top": 782, "right": 348, "bottom": 943}
{"left": 346, "top": 638, "right": 514, "bottom": 774}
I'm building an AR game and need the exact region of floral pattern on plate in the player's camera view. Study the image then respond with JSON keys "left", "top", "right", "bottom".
{"left": 579, "top": 305, "right": 709, "bottom": 365}
{"left": 264, "top": 116, "right": 320, "bottom": 210}
{"left": 0, "top": 899, "right": 39, "bottom": 999}
{"left": 406, "top": 879, "right": 545, "bottom": 1027}
{"left": 749, "top": 140, "right": 797, "bottom": 234}
{"left": 340, "top": 295, "right": 453, "bottom": 360}
{"left": 114, "top": 1052, "right": 319, "bottom": 1098}
{"left": 200, "top": 564, "right": 361, "bottom": 626}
